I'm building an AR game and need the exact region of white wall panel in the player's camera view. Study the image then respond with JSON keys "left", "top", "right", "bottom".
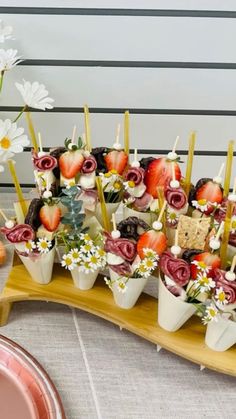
{"left": 2, "top": 66, "right": 236, "bottom": 109}
{"left": 2, "top": 14, "right": 236, "bottom": 62}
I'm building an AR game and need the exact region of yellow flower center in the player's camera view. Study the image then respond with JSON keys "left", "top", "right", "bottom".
{"left": 218, "top": 291, "right": 226, "bottom": 302}
{"left": 145, "top": 260, "right": 154, "bottom": 268}
{"left": 118, "top": 282, "right": 125, "bottom": 289}
{"left": 113, "top": 181, "right": 121, "bottom": 190}
{"left": 84, "top": 234, "right": 91, "bottom": 241}
{"left": 169, "top": 212, "right": 177, "bottom": 220}
{"left": 128, "top": 180, "right": 135, "bottom": 188}
{"left": 139, "top": 265, "right": 148, "bottom": 273}
{"left": 199, "top": 276, "right": 209, "bottom": 285}
{"left": 91, "top": 256, "right": 98, "bottom": 264}
{"left": 110, "top": 169, "right": 117, "bottom": 175}
{"left": 72, "top": 251, "right": 79, "bottom": 259}
{"left": 105, "top": 172, "right": 112, "bottom": 178}
{"left": 25, "top": 242, "right": 32, "bottom": 250}
{"left": 0, "top": 136, "right": 11, "bottom": 149}
{"left": 98, "top": 249, "right": 105, "bottom": 256}
{"left": 209, "top": 308, "right": 217, "bottom": 317}
{"left": 41, "top": 242, "right": 48, "bottom": 249}
{"left": 84, "top": 244, "right": 92, "bottom": 251}
{"left": 198, "top": 199, "right": 207, "bottom": 206}
{"left": 65, "top": 257, "right": 72, "bottom": 266}
{"left": 84, "top": 262, "right": 91, "bottom": 269}
{"left": 198, "top": 261, "right": 207, "bottom": 269}
{"left": 69, "top": 180, "right": 75, "bottom": 187}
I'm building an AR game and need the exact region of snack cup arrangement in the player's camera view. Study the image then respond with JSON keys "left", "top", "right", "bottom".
{"left": 2, "top": 107, "right": 236, "bottom": 364}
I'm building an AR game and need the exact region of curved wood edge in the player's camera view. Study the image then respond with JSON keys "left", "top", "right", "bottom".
{"left": 1, "top": 263, "right": 236, "bottom": 377}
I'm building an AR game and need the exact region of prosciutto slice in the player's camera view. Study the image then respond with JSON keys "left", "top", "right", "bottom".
{"left": 160, "top": 251, "right": 190, "bottom": 286}
{"left": 33, "top": 153, "right": 57, "bottom": 171}
{"left": 125, "top": 167, "right": 145, "bottom": 186}
{"left": 165, "top": 186, "right": 187, "bottom": 210}
{"left": 133, "top": 192, "right": 153, "bottom": 212}
{"left": 213, "top": 269, "right": 236, "bottom": 304}
{"left": 109, "top": 262, "right": 132, "bottom": 276}
{"left": 81, "top": 156, "right": 97, "bottom": 174}
{"left": 1, "top": 224, "right": 35, "bottom": 243}
{"left": 104, "top": 232, "right": 136, "bottom": 262}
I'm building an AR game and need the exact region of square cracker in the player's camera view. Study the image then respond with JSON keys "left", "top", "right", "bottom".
{"left": 177, "top": 215, "right": 211, "bottom": 250}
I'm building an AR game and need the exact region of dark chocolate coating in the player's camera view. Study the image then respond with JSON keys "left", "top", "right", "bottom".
{"left": 139, "top": 157, "right": 156, "bottom": 170}
{"left": 182, "top": 249, "right": 203, "bottom": 263}
{"left": 25, "top": 198, "right": 44, "bottom": 231}
{"left": 117, "top": 216, "right": 149, "bottom": 241}
{"left": 91, "top": 147, "right": 109, "bottom": 173}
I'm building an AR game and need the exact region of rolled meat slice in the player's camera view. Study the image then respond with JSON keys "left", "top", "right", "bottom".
{"left": 109, "top": 262, "right": 132, "bottom": 276}
{"left": 125, "top": 167, "right": 145, "bottom": 186}
{"left": 165, "top": 186, "right": 187, "bottom": 210}
{"left": 0, "top": 224, "right": 35, "bottom": 243}
{"left": 133, "top": 192, "right": 153, "bottom": 212}
{"left": 104, "top": 232, "right": 136, "bottom": 262}
{"left": 81, "top": 156, "right": 97, "bottom": 174}
{"left": 213, "top": 269, "right": 236, "bottom": 304}
{"left": 160, "top": 251, "right": 190, "bottom": 286}
{"left": 33, "top": 154, "right": 57, "bottom": 171}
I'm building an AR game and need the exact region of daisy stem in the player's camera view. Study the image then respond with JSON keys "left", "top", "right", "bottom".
{"left": 0, "top": 71, "right": 4, "bottom": 93}
{"left": 25, "top": 110, "right": 38, "bottom": 152}
{"left": 13, "top": 105, "right": 27, "bottom": 122}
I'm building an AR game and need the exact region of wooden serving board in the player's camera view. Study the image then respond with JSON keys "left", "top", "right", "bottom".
{"left": 1, "top": 258, "right": 236, "bottom": 377}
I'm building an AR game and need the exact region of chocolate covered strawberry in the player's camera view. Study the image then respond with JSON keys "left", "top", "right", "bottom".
{"left": 104, "top": 150, "right": 128, "bottom": 175}
{"left": 190, "top": 251, "right": 221, "bottom": 279}
{"left": 137, "top": 229, "right": 167, "bottom": 259}
{"left": 191, "top": 178, "right": 223, "bottom": 215}
{"left": 39, "top": 203, "right": 61, "bottom": 232}
{"left": 59, "top": 150, "right": 84, "bottom": 179}
{"left": 145, "top": 158, "right": 181, "bottom": 198}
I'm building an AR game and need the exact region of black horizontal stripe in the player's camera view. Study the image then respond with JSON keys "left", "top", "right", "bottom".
{"left": 21, "top": 148, "right": 236, "bottom": 157}
{"left": 19, "top": 60, "right": 236, "bottom": 70}
{"left": 0, "top": 183, "right": 35, "bottom": 188}
{"left": 1, "top": 106, "right": 236, "bottom": 116}
{"left": 1, "top": 7, "right": 236, "bottom": 18}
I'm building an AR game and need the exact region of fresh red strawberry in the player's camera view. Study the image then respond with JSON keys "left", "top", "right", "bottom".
{"left": 137, "top": 230, "right": 167, "bottom": 259}
{"left": 39, "top": 204, "right": 61, "bottom": 232}
{"left": 190, "top": 252, "right": 221, "bottom": 279}
{"left": 195, "top": 180, "right": 223, "bottom": 215}
{"left": 59, "top": 150, "right": 84, "bottom": 179}
{"left": 145, "top": 158, "right": 181, "bottom": 198}
{"left": 104, "top": 150, "right": 128, "bottom": 174}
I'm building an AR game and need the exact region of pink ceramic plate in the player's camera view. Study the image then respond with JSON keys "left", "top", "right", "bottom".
{"left": 0, "top": 335, "right": 65, "bottom": 419}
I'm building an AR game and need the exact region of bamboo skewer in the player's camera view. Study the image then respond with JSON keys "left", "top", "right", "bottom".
{"left": 8, "top": 160, "right": 27, "bottom": 217}
{"left": 25, "top": 111, "right": 38, "bottom": 152}
{"left": 220, "top": 200, "right": 234, "bottom": 269}
{"left": 84, "top": 105, "right": 91, "bottom": 152}
{"left": 96, "top": 177, "right": 110, "bottom": 232}
{"left": 223, "top": 140, "right": 234, "bottom": 197}
{"left": 124, "top": 111, "right": 130, "bottom": 159}
{"left": 184, "top": 131, "right": 196, "bottom": 198}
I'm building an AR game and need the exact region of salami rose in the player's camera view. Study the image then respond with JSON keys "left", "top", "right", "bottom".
{"left": 104, "top": 233, "right": 136, "bottom": 262}
{"left": 165, "top": 186, "right": 187, "bottom": 210}
{"left": 109, "top": 262, "right": 132, "bottom": 276}
{"left": 0, "top": 224, "right": 35, "bottom": 243}
{"left": 125, "top": 167, "right": 145, "bottom": 186}
{"left": 213, "top": 269, "right": 236, "bottom": 304}
{"left": 160, "top": 251, "right": 190, "bottom": 286}
{"left": 81, "top": 156, "right": 97, "bottom": 174}
{"left": 33, "top": 154, "right": 57, "bottom": 171}
{"left": 133, "top": 192, "right": 153, "bottom": 212}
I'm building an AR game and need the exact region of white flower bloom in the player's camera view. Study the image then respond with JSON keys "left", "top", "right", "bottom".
{"left": 117, "top": 280, "right": 127, "bottom": 293}
{"left": 79, "top": 260, "right": 94, "bottom": 274}
{"left": 166, "top": 208, "right": 179, "bottom": 225}
{"left": 192, "top": 199, "right": 209, "bottom": 212}
{"left": 195, "top": 273, "right": 215, "bottom": 293}
{"left": 69, "top": 248, "right": 81, "bottom": 263}
{"left": 0, "top": 20, "right": 13, "bottom": 43}
{"left": 15, "top": 80, "right": 54, "bottom": 110}
{"left": 64, "top": 179, "right": 76, "bottom": 189}
{"left": 0, "top": 119, "right": 29, "bottom": 161}
{"left": 37, "top": 238, "right": 52, "bottom": 254}
{"left": 79, "top": 243, "right": 94, "bottom": 254}
{"left": 215, "top": 287, "right": 228, "bottom": 306}
{"left": 85, "top": 253, "right": 101, "bottom": 270}
{"left": 191, "top": 260, "right": 210, "bottom": 274}
{"left": 142, "top": 248, "right": 159, "bottom": 260}
{"left": 79, "top": 233, "right": 92, "bottom": 242}
{"left": 136, "top": 261, "right": 151, "bottom": 278}
{"left": 202, "top": 304, "right": 219, "bottom": 324}
{"left": 99, "top": 171, "right": 121, "bottom": 192}
{"left": 61, "top": 254, "right": 76, "bottom": 271}
{"left": 24, "top": 240, "right": 36, "bottom": 254}
{"left": 0, "top": 49, "right": 21, "bottom": 72}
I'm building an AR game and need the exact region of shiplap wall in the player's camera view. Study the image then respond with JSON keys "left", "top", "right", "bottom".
{"left": 1, "top": 0, "right": 236, "bottom": 186}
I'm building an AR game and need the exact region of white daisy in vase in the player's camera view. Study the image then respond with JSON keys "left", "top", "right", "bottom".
{"left": 202, "top": 304, "right": 219, "bottom": 324}
{"left": 79, "top": 243, "right": 93, "bottom": 254}
{"left": 0, "top": 119, "right": 29, "bottom": 161}
{"left": 79, "top": 260, "right": 94, "bottom": 274}
{"left": 15, "top": 80, "right": 54, "bottom": 110}
{"left": 0, "top": 49, "right": 22, "bottom": 72}
{"left": 142, "top": 248, "right": 159, "bottom": 261}
{"left": 142, "top": 257, "right": 158, "bottom": 272}
{"left": 166, "top": 208, "right": 179, "bottom": 225}
{"left": 215, "top": 287, "right": 228, "bottom": 307}
{"left": 37, "top": 238, "right": 52, "bottom": 254}
{"left": 24, "top": 240, "right": 36, "bottom": 254}
{"left": 69, "top": 248, "right": 81, "bottom": 263}
{"left": 117, "top": 280, "right": 127, "bottom": 293}
{"left": 136, "top": 261, "right": 150, "bottom": 278}
{"left": 0, "top": 20, "right": 13, "bottom": 43}
{"left": 194, "top": 273, "right": 215, "bottom": 293}
{"left": 79, "top": 233, "right": 92, "bottom": 243}
{"left": 64, "top": 179, "right": 76, "bottom": 189}
{"left": 191, "top": 199, "right": 209, "bottom": 212}
{"left": 85, "top": 253, "right": 101, "bottom": 270}
{"left": 61, "top": 254, "right": 76, "bottom": 271}
{"left": 191, "top": 260, "right": 210, "bottom": 274}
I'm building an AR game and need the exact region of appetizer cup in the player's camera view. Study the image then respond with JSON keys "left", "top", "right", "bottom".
{"left": 95, "top": 202, "right": 120, "bottom": 227}
{"left": 109, "top": 268, "right": 148, "bottom": 309}
{"left": 71, "top": 268, "right": 99, "bottom": 290}
{"left": 205, "top": 316, "right": 236, "bottom": 352}
{"left": 158, "top": 278, "right": 197, "bottom": 332}
{"left": 123, "top": 206, "right": 157, "bottom": 226}
{"left": 17, "top": 247, "right": 56, "bottom": 285}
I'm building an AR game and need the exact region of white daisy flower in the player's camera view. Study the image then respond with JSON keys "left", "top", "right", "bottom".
{"left": 202, "top": 304, "right": 219, "bottom": 324}
{"left": 195, "top": 273, "right": 215, "bottom": 293}
{"left": 61, "top": 254, "right": 76, "bottom": 271}
{"left": 117, "top": 280, "right": 127, "bottom": 293}
{"left": 86, "top": 253, "right": 101, "bottom": 270}
{"left": 192, "top": 199, "right": 209, "bottom": 212}
{"left": 215, "top": 287, "right": 228, "bottom": 306}
{"left": 64, "top": 179, "right": 76, "bottom": 189}
{"left": 136, "top": 261, "right": 151, "bottom": 278}
{"left": 0, "top": 49, "right": 21, "bottom": 72}
{"left": 24, "top": 240, "right": 36, "bottom": 254}
{"left": 99, "top": 171, "right": 120, "bottom": 192}
{"left": 0, "top": 119, "right": 29, "bottom": 161}
{"left": 15, "top": 80, "right": 54, "bottom": 110}
{"left": 111, "top": 180, "right": 123, "bottom": 192}
{"left": 79, "top": 260, "right": 94, "bottom": 274}
{"left": 231, "top": 215, "right": 236, "bottom": 233}
{"left": 191, "top": 260, "right": 210, "bottom": 274}
{"left": 69, "top": 248, "right": 81, "bottom": 263}
{"left": 166, "top": 208, "right": 179, "bottom": 225}
{"left": 0, "top": 20, "right": 13, "bottom": 43}
{"left": 124, "top": 180, "right": 135, "bottom": 193}
{"left": 79, "top": 233, "right": 92, "bottom": 242}
{"left": 142, "top": 248, "right": 159, "bottom": 260}
{"left": 37, "top": 238, "right": 52, "bottom": 254}
{"left": 79, "top": 243, "right": 94, "bottom": 254}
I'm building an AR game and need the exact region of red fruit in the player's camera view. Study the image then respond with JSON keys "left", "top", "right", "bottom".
{"left": 59, "top": 150, "right": 84, "bottom": 179}
{"left": 190, "top": 252, "right": 221, "bottom": 279}
{"left": 39, "top": 204, "right": 61, "bottom": 232}
{"left": 137, "top": 230, "right": 167, "bottom": 259}
{"left": 196, "top": 181, "right": 223, "bottom": 215}
{"left": 145, "top": 158, "right": 181, "bottom": 198}
{"left": 104, "top": 150, "right": 128, "bottom": 175}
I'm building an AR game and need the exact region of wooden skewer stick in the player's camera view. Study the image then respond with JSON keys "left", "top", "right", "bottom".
{"left": 115, "top": 123, "right": 121, "bottom": 146}
{"left": 216, "top": 221, "right": 224, "bottom": 241}
{"left": 157, "top": 201, "right": 167, "bottom": 223}
{"left": 223, "top": 140, "right": 234, "bottom": 197}
{"left": 38, "top": 132, "right": 43, "bottom": 153}
{"left": 171, "top": 162, "right": 176, "bottom": 182}
{"left": 112, "top": 213, "right": 117, "bottom": 231}
{"left": 71, "top": 125, "right": 77, "bottom": 144}
{"left": 172, "top": 135, "right": 179, "bottom": 153}
{"left": 0, "top": 209, "right": 8, "bottom": 222}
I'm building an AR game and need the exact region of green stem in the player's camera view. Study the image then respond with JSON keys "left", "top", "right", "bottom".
{"left": 13, "top": 105, "right": 27, "bottom": 123}
{"left": 0, "top": 71, "right": 4, "bottom": 93}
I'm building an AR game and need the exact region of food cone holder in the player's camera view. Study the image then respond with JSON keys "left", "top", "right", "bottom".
{"left": 1, "top": 253, "right": 236, "bottom": 377}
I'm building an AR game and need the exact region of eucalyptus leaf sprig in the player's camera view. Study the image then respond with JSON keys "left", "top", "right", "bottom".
{"left": 60, "top": 186, "right": 85, "bottom": 233}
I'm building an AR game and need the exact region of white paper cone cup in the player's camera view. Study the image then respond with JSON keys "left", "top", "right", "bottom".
{"left": 109, "top": 268, "right": 148, "bottom": 309}
{"left": 123, "top": 206, "right": 157, "bottom": 226}
{"left": 205, "top": 317, "right": 236, "bottom": 351}
{"left": 71, "top": 268, "right": 99, "bottom": 290}
{"left": 95, "top": 202, "right": 120, "bottom": 226}
{"left": 18, "top": 247, "right": 55, "bottom": 285}
{"left": 158, "top": 278, "right": 197, "bottom": 332}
